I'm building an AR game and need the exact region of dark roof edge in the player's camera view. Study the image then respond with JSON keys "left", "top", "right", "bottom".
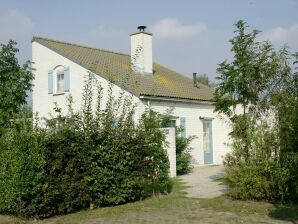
{"left": 139, "top": 95, "right": 214, "bottom": 104}
{"left": 32, "top": 36, "right": 130, "bottom": 57}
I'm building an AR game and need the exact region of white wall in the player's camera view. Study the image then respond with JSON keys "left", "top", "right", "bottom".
{"left": 32, "top": 42, "right": 142, "bottom": 120}
{"left": 161, "top": 128, "right": 176, "bottom": 178}
{"left": 140, "top": 99, "right": 232, "bottom": 165}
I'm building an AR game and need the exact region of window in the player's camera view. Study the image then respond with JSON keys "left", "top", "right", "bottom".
{"left": 180, "top": 117, "right": 186, "bottom": 137}
{"left": 165, "top": 117, "right": 180, "bottom": 128}
{"left": 55, "top": 66, "right": 65, "bottom": 93}
{"left": 48, "top": 66, "right": 70, "bottom": 94}
{"left": 56, "top": 68, "right": 64, "bottom": 93}
{"left": 168, "top": 119, "right": 176, "bottom": 128}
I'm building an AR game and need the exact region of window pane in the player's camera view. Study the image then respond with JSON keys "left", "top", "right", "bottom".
{"left": 170, "top": 119, "right": 176, "bottom": 127}
{"left": 57, "top": 73, "right": 64, "bottom": 92}
{"left": 166, "top": 119, "right": 176, "bottom": 127}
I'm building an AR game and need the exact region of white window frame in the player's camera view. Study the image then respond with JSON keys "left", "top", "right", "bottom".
{"left": 54, "top": 66, "right": 65, "bottom": 94}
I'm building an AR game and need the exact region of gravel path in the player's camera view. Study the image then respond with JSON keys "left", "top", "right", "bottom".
{"left": 179, "top": 165, "right": 228, "bottom": 198}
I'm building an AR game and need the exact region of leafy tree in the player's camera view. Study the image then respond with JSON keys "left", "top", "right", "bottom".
{"left": 215, "top": 20, "right": 298, "bottom": 201}
{"left": 215, "top": 20, "right": 292, "bottom": 158}
{"left": 0, "top": 40, "right": 33, "bottom": 128}
{"left": 215, "top": 20, "right": 287, "bottom": 115}
{"left": 196, "top": 73, "right": 215, "bottom": 87}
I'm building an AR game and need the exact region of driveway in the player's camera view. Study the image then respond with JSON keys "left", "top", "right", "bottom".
{"left": 179, "top": 165, "right": 228, "bottom": 198}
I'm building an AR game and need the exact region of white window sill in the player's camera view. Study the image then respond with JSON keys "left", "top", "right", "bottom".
{"left": 53, "top": 92, "right": 65, "bottom": 96}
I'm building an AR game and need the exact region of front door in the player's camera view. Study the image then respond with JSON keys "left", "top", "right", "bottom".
{"left": 203, "top": 120, "right": 213, "bottom": 164}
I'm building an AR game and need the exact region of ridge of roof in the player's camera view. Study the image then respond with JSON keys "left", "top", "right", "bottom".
{"left": 32, "top": 36, "right": 130, "bottom": 57}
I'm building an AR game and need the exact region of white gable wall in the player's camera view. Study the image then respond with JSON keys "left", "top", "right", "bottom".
{"left": 32, "top": 42, "right": 142, "bottom": 120}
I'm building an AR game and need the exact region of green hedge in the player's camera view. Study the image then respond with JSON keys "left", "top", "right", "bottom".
{"left": 0, "top": 75, "right": 172, "bottom": 218}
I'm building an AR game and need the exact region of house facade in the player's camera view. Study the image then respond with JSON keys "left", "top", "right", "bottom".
{"left": 32, "top": 26, "right": 231, "bottom": 166}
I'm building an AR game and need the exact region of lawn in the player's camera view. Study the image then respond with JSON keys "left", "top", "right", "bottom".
{"left": 0, "top": 180, "right": 297, "bottom": 224}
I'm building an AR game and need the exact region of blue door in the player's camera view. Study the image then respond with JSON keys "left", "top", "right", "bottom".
{"left": 203, "top": 120, "right": 213, "bottom": 164}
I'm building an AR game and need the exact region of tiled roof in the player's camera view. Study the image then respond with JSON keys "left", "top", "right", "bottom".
{"left": 32, "top": 37, "right": 215, "bottom": 102}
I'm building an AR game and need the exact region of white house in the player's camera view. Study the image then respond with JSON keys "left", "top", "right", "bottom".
{"left": 32, "top": 26, "right": 231, "bottom": 166}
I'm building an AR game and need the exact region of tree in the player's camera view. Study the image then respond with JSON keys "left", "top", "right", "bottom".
{"left": 0, "top": 40, "right": 33, "bottom": 127}
{"left": 215, "top": 20, "right": 286, "bottom": 115}
{"left": 196, "top": 73, "right": 215, "bottom": 87}
{"left": 214, "top": 20, "right": 298, "bottom": 201}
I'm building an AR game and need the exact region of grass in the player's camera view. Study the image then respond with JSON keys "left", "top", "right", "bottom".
{"left": 0, "top": 179, "right": 297, "bottom": 224}
{"left": 200, "top": 196, "right": 298, "bottom": 221}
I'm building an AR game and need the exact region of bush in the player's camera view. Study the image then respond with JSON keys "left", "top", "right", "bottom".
{"left": 175, "top": 130, "right": 194, "bottom": 175}
{"left": 224, "top": 117, "right": 297, "bottom": 202}
{"left": 280, "top": 152, "right": 298, "bottom": 201}
{"left": 0, "top": 73, "right": 172, "bottom": 218}
{"left": 0, "top": 109, "right": 45, "bottom": 216}
{"left": 224, "top": 158, "right": 290, "bottom": 201}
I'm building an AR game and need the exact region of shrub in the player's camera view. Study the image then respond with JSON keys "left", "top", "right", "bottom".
{"left": 280, "top": 152, "right": 298, "bottom": 201}
{"left": 224, "top": 158, "right": 290, "bottom": 201}
{"left": 0, "top": 109, "right": 45, "bottom": 217}
{"left": 224, "top": 118, "right": 295, "bottom": 202}
{"left": 0, "top": 73, "right": 171, "bottom": 218}
{"left": 175, "top": 128, "right": 194, "bottom": 175}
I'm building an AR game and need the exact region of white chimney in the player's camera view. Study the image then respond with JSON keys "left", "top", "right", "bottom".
{"left": 130, "top": 26, "right": 153, "bottom": 75}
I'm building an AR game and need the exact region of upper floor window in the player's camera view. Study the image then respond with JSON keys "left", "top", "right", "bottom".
{"left": 55, "top": 66, "right": 65, "bottom": 93}
{"left": 48, "top": 66, "right": 70, "bottom": 94}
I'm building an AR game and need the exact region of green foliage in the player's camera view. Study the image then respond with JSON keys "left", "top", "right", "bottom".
{"left": 0, "top": 109, "right": 45, "bottom": 216}
{"left": 196, "top": 74, "right": 215, "bottom": 87}
{"left": 280, "top": 152, "right": 298, "bottom": 201}
{"left": 0, "top": 73, "right": 171, "bottom": 218}
{"left": 215, "top": 20, "right": 291, "bottom": 116}
{"left": 175, "top": 127, "right": 194, "bottom": 175}
{"left": 215, "top": 20, "right": 298, "bottom": 202}
{"left": 0, "top": 40, "right": 33, "bottom": 128}
{"left": 224, "top": 123, "right": 291, "bottom": 201}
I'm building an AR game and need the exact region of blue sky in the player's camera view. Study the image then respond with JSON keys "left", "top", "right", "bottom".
{"left": 0, "top": 0, "right": 298, "bottom": 80}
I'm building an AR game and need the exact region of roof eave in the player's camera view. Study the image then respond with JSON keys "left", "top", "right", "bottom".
{"left": 139, "top": 95, "right": 214, "bottom": 104}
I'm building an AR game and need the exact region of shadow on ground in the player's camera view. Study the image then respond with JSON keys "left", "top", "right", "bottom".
{"left": 269, "top": 203, "right": 298, "bottom": 224}
{"left": 209, "top": 173, "right": 225, "bottom": 181}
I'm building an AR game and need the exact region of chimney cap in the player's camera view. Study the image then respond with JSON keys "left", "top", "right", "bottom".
{"left": 138, "top": 25, "right": 147, "bottom": 32}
